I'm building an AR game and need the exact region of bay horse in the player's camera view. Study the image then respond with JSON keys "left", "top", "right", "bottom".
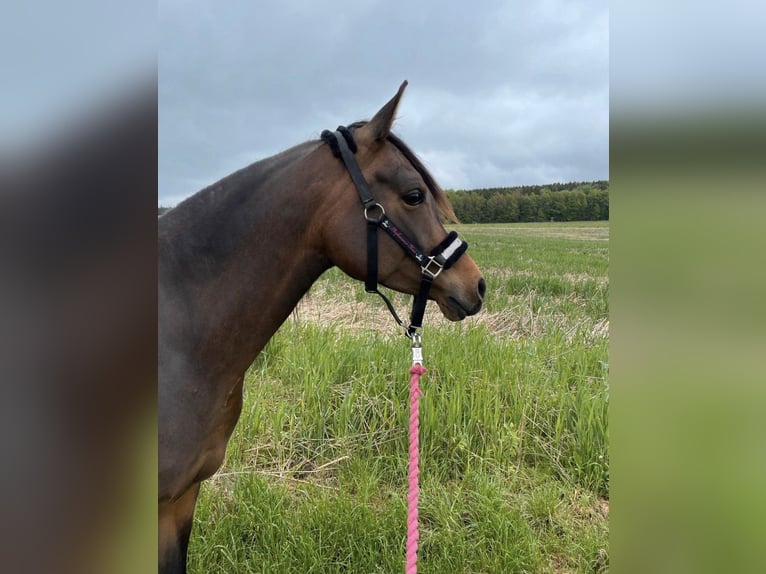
{"left": 158, "top": 82, "right": 485, "bottom": 573}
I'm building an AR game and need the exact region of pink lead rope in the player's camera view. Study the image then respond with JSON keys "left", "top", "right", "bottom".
{"left": 407, "top": 336, "right": 426, "bottom": 574}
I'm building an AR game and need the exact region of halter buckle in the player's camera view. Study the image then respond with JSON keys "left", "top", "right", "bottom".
{"left": 421, "top": 256, "right": 445, "bottom": 280}
{"left": 364, "top": 202, "right": 386, "bottom": 223}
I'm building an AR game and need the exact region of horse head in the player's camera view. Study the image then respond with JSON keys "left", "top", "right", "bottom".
{"left": 318, "top": 82, "right": 485, "bottom": 324}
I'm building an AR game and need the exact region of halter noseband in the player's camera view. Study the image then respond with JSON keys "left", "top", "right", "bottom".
{"left": 321, "top": 126, "right": 468, "bottom": 337}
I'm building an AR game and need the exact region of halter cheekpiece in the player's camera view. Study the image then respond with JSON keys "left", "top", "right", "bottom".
{"left": 321, "top": 126, "right": 468, "bottom": 337}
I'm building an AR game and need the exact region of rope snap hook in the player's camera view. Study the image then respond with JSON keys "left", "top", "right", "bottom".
{"left": 411, "top": 332, "right": 423, "bottom": 366}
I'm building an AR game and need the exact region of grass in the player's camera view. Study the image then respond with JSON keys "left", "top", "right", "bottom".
{"left": 188, "top": 221, "right": 609, "bottom": 573}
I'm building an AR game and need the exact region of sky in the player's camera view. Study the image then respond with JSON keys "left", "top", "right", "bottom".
{"left": 158, "top": 0, "right": 609, "bottom": 206}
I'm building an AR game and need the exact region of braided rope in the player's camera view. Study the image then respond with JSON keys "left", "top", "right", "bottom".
{"left": 407, "top": 364, "right": 427, "bottom": 573}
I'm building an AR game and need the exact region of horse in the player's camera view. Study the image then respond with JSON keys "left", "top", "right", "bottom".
{"left": 158, "top": 81, "right": 485, "bottom": 573}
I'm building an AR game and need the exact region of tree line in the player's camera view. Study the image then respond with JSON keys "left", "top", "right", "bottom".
{"left": 445, "top": 181, "right": 609, "bottom": 223}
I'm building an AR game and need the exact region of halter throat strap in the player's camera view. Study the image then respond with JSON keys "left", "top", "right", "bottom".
{"left": 321, "top": 127, "right": 467, "bottom": 336}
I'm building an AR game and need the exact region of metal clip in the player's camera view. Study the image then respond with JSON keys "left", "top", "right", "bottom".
{"left": 411, "top": 332, "right": 423, "bottom": 366}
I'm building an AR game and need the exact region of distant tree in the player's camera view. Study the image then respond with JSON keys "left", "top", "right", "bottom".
{"left": 518, "top": 194, "right": 539, "bottom": 222}
{"left": 592, "top": 189, "right": 609, "bottom": 219}
{"left": 549, "top": 191, "right": 566, "bottom": 221}
{"left": 487, "top": 192, "right": 519, "bottom": 222}
{"left": 463, "top": 193, "right": 487, "bottom": 223}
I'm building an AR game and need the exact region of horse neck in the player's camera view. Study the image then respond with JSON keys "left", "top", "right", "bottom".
{"left": 162, "top": 142, "right": 333, "bottom": 379}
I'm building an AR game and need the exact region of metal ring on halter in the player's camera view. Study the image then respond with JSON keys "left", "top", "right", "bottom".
{"left": 364, "top": 202, "right": 386, "bottom": 223}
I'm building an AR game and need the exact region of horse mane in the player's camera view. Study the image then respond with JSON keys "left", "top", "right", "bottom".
{"left": 346, "top": 121, "right": 460, "bottom": 224}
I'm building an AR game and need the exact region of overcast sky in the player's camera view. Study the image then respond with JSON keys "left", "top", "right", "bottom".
{"left": 159, "top": 0, "right": 609, "bottom": 206}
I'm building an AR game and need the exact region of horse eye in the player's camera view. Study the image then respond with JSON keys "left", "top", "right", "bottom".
{"left": 403, "top": 189, "right": 425, "bottom": 206}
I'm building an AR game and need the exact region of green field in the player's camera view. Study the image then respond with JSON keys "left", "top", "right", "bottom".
{"left": 188, "top": 222, "right": 609, "bottom": 573}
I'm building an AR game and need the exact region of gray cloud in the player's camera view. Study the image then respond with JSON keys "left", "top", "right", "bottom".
{"left": 159, "top": 0, "right": 608, "bottom": 205}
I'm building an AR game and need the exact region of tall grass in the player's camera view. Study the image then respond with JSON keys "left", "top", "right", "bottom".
{"left": 189, "top": 222, "right": 609, "bottom": 573}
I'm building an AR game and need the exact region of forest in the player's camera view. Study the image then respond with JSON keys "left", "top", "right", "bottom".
{"left": 445, "top": 181, "right": 609, "bottom": 223}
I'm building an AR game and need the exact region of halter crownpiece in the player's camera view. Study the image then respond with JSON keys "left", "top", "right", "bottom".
{"left": 321, "top": 126, "right": 468, "bottom": 337}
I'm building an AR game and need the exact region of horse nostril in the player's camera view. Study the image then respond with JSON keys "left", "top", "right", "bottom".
{"left": 477, "top": 277, "right": 486, "bottom": 299}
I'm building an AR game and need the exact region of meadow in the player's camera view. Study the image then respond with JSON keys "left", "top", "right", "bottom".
{"left": 188, "top": 221, "right": 609, "bottom": 573}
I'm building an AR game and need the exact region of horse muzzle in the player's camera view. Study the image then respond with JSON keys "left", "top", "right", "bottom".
{"left": 435, "top": 272, "right": 486, "bottom": 321}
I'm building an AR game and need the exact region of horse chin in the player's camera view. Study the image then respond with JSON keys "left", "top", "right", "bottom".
{"left": 436, "top": 296, "right": 470, "bottom": 322}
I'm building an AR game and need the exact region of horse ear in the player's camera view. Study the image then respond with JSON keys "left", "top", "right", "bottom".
{"left": 358, "top": 80, "right": 408, "bottom": 144}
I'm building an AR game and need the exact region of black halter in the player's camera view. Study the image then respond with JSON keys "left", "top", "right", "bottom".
{"left": 321, "top": 126, "right": 468, "bottom": 337}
